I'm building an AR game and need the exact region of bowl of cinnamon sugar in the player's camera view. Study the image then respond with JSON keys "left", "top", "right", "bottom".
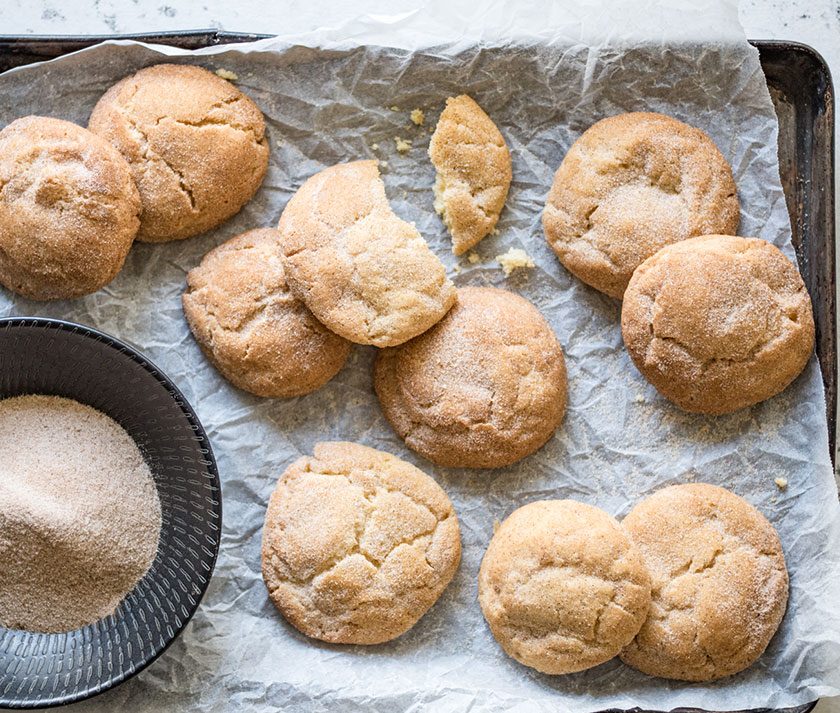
{"left": 0, "top": 317, "right": 221, "bottom": 709}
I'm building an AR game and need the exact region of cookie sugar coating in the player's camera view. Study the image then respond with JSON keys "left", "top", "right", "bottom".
{"left": 374, "top": 286, "right": 567, "bottom": 469}
{"left": 261, "top": 442, "right": 461, "bottom": 645}
{"left": 88, "top": 63, "right": 269, "bottom": 242}
{"left": 182, "top": 228, "right": 351, "bottom": 398}
{"left": 429, "top": 95, "right": 512, "bottom": 255}
{"left": 0, "top": 116, "right": 140, "bottom": 301}
{"left": 621, "top": 234, "right": 815, "bottom": 414}
{"left": 479, "top": 500, "right": 651, "bottom": 675}
{"left": 543, "top": 112, "right": 739, "bottom": 298}
{"left": 277, "top": 160, "right": 456, "bottom": 347}
{"left": 620, "top": 483, "right": 788, "bottom": 681}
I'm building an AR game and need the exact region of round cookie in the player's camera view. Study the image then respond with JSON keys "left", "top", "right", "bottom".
{"left": 261, "top": 441, "right": 461, "bottom": 645}
{"left": 543, "top": 112, "right": 739, "bottom": 298}
{"left": 478, "top": 500, "right": 652, "bottom": 675}
{"left": 0, "top": 116, "right": 140, "bottom": 301}
{"left": 374, "top": 286, "right": 567, "bottom": 469}
{"left": 429, "top": 94, "right": 512, "bottom": 255}
{"left": 88, "top": 63, "right": 269, "bottom": 242}
{"left": 620, "top": 483, "right": 789, "bottom": 681}
{"left": 277, "top": 160, "right": 456, "bottom": 347}
{"left": 621, "top": 234, "right": 815, "bottom": 414}
{"left": 182, "top": 228, "right": 351, "bottom": 398}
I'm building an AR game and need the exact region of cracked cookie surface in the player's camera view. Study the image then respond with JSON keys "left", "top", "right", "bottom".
{"left": 261, "top": 441, "right": 461, "bottom": 644}
{"left": 374, "top": 286, "right": 567, "bottom": 469}
{"left": 182, "top": 228, "right": 351, "bottom": 398}
{"left": 621, "top": 234, "right": 814, "bottom": 414}
{"left": 0, "top": 116, "right": 140, "bottom": 300}
{"left": 543, "top": 112, "right": 739, "bottom": 298}
{"left": 88, "top": 63, "right": 269, "bottom": 242}
{"left": 277, "top": 160, "right": 456, "bottom": 347}
{"left": 429, "top": 95, "right": 512, "bottom": 255}
{"left": 620, "top": 483, "right": 788, "bottom": 681}
{"left": 478, "top": 500, "right": 651, "bottom": 675}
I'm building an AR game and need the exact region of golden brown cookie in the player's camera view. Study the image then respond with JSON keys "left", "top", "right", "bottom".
{"left": 182, "top": 228, "right": 351, "bottom": 398}
{"left": 429, "top": 95, "right": 512, "bottom": 255}
{"left": 277, "top": 160, "right": 456, "bottom": 347}
{"left": 620, "top": 483, "right": 789, "bottom": 681}
{"left": 543, "top": 112, "right": 739, "bottom": 298}
{"left": 0, "top": 116, "right": 140, "bottom": 301}
{"left": 621, "top": 234, "right": 815, "bottom": 414}
{"left": 374, "top": 286, "right": 567, "bottom": 469}
{"left": 261, "top": 441, "right": 461, "bottom": 645}
{"left": 479, "top": 500, "right": 651, "bottom": 675}
{"left": 88, "top": 63, "right": 269, "bottom": 242}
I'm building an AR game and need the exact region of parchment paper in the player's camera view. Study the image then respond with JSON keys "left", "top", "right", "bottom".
{"left": 2, "top": 1, "right": 840, "bottom": 710}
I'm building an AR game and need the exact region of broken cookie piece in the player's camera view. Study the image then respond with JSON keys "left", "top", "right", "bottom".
{"left": 277, "top": 160, "right": 456, "bottom": 347}
{"left": 429, "top": 95, "right": 512, "bottom": 255}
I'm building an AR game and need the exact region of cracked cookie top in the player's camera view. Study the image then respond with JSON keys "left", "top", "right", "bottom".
{"left": 0, "top": 116, "right": 140, "bottom": 300}
{"left": 182, "top": 228, "right": 351, "bottom": 398}
{"left": 88, "top": 63, "right": 269, "bottom": 242}
{"left": 261, "top": 441, "right": 461, "bottom": 645}
{"left": 478, "top": 500, "right": 651, "bottom": 675}
{"left": 621, "top": 234, "right": 815, "bottom": 414}
{"left": 277, "top": 160, "right": 456, "bottom": 347}
{"left": 374, "top": 286, "right": 567, "bottom": 469}
{"left": 429, "top": 95, "right": 512, "bottom": 255}
{"left": 542, "top": 112, "right": 739, "bottom": 298}
{"left": 620, "top": 483, "right": 788, "bottom": 681}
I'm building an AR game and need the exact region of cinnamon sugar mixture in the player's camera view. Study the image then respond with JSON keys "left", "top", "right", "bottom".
{"left": 0, "top": 395, "right": 161, "bottom": 633}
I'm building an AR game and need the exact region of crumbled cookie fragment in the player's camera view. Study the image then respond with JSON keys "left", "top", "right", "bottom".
{"left": 496, "top": 247, "right": 535, "bottom": 276}
{"left": 215, "top": 68, "right": 239, "bottom": 81}
{"left": 774, "top": 477, "right": 788, "bottom": 490}
{"left": 370, "top": 142, "right": 380, "bottom": 151}
{"left": 467, "top": 252, "right": 480, "bottom": 264}
{"left": 389, "top": 105, "right": 399, "bottom": 112}
{"left": 394, "top": 137, "right": 412, "bottom": 154}
{"left": 410, "top": 108, "right": 425, "bottom": 126}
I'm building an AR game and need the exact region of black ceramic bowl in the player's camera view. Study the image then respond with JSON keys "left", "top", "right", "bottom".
{"left": 0, "top": 317, "right": 222, "bottom": 709}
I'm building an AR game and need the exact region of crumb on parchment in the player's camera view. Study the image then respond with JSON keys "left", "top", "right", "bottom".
{"left": 775, "top": 477, "right": 788, "bottom": 490}
{"left": 389, "top": 105, "right": 399, "bottom": 111}
{"left": 371, "top": 143, "right": 380, "bottom": 151}
{"left": 410, "top": 108, "right": 425, "bottom": 126}
{"left": 493, "top": 519, "right": 501, "bottom": 533}
{"left": 215, "top": 68, "right": 238, "bottom": 81}
{"left": 467, "top": 252, "right": 480, "bottom": 264}
{"left": 496, "top": 247, "right": 535, "bottom": 276}
{"left": 379, "top": 160, "right": 389, "bottom": 170}
{"left": 634, "top": 393, "right": 645, "bottom": 404}
{"left": 394, "top": 137, "right": 412, "bottom": 154}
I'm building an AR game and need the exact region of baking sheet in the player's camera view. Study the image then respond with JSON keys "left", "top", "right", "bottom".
{"left": 1, "top": 1, "right": 840, "bottom": 710}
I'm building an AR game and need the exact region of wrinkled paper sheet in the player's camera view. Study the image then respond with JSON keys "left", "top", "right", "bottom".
{"left": 2, "top": 0, "right": 840, "bottom": 710}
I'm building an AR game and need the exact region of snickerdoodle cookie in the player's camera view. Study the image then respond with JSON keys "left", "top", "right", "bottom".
{"left": 261, "top": 441, "right": 461, "bottom": 644}
{"left": 621, "top": 234, "right": 815, "bottom": 414}
{"left": 182, "top": 228, "right": 351, "bottom": 398}
{"left": 543, "top": 112, "right": 739, "bottom": 298}
{"left": 88, "top": 63, "right": 269, "bottom": 242}
{"left": 620, "top": 483, "right": 788, "bottom": 681}
{"left": 374, "top": 286, "right": 567, "bottom": 469}
{"left": 429, "top": 95, "right": 512, "bottom": 255}
{"left": 277, "top": 160, "right": 456, "bottom": 347}
{"left": 0, "top": 116, "right": 140, "bottom": 300}
{"left": 479, "top": 500, "right": 651, "bottom": 675}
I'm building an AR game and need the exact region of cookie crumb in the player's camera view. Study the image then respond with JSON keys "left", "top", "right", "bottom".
{"left": 379, "top": 160, "right": 389, "bottom": 170}
{"left": 389, "top": 105, "right": 399, "bottom": 112}
{"left": 467, "top": 252, "right": 480, "bottom": 264}
{"left": 453, "top": 264, "right": 461, "bottom": 275}
{"left": 394, "top": 137, "right": 412, "bottom": 154}
{"left": 410, "top": 108, "right": 425, "bottom": 126}
{"left": 215, "top": 68, "right": 238, "bottom": 81}
{"left": 493, "top": 519, "right": 501, "bottom": 533}
{"left": 634, "top": 393, "right": 645, "bottom": 404}
{"left": 774, "top": 477, "right": 788, "bottom": 490}
{"left": 371, "top": 142, "right": 380, "bottom": 151}
{"left": 496, "top": 247, "right": 535, "bottom": 276}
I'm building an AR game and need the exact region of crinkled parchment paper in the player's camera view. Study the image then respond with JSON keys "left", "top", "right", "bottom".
{"left": 2, "top": 1, "right": 840, "bottom": 710}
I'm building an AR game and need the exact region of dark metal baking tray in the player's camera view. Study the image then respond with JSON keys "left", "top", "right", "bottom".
{"left": 0, "top": 30, "right": 833, "bottom": 713}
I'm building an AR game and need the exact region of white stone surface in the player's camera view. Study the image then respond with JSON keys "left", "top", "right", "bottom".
{"left": 0, "top": 1, "right": 837, "bottom": 711}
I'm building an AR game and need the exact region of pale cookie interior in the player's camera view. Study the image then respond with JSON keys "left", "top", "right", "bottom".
{"left": 429, "top": 95, "right": 512, "bottom": 255}
{"left": 278, "top": 160, "right": 456, "bottom": 348}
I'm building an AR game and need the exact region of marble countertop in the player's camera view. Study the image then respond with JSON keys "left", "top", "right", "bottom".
{"left": 0, "top": 1, "right": 837, "bottom": 711}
